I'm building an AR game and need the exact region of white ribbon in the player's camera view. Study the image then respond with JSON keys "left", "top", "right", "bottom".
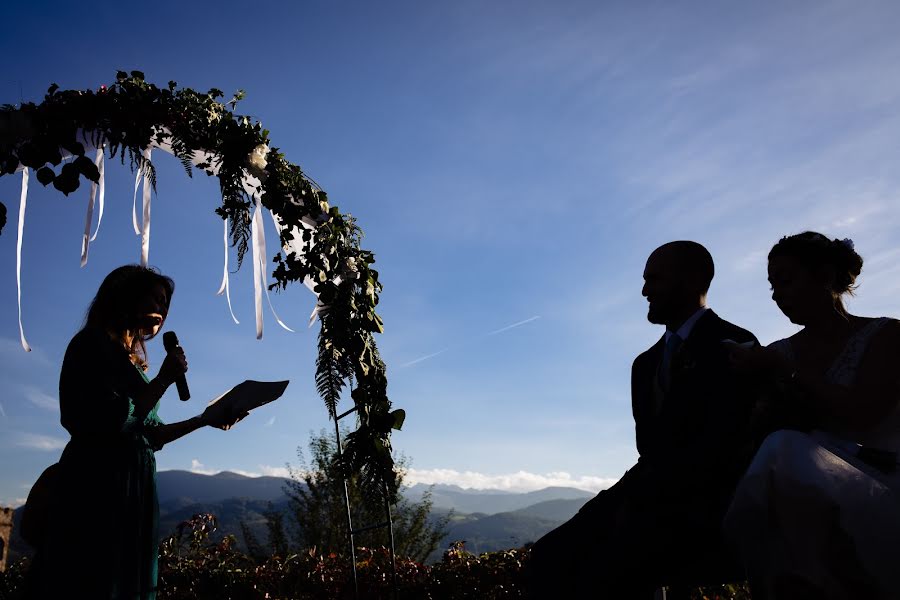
{"left": 250, "top": 200, "right": 265, "bottom": 339}
{"left": 80, "top": 149, "right": 105, "bottom": 267}
{"left": 216, "top": 218, "right": 240, "bottom": 324}
{"left": 132, "top": 166, "right": 141, "bottom": 235}
{"left": 16, "top": 168, "right": 31, "bottom": 352}
{"left": 249, "top": 195, "right": 294, "bottom": 339}
{"left": 90, "top": 149, "right": 105, "bottom": 243}
{"left": 139, "top": 148, "right": 152, "bottom": 266}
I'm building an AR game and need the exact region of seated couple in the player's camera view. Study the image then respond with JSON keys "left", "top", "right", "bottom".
{"left": 527, "top": 233, "right": 900, "bottom": 600}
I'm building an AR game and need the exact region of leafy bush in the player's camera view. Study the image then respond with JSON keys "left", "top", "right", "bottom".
{"left": 0, "top": 514, "right": 752, "bottom": 599}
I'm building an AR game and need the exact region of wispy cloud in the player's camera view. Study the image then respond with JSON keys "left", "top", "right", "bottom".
{"left": 405, "top": 468, "right": 616, "bottom": 494}
{"left": 400, "top": 348, "right": 451, "bottom": 368}
{"left": 23, "top": 386, "right": 58, "bottom": 412}
{"left": 264, "top": 416, "right": 276, "bottom": 427}
{"left": 401, "top": 315, "right": 541, "bottom": 368}
{"left": 486, "top": 315, "right": 541, "bottom": 336}
{"left": 15, "top": 433, "right": 66, "bottom": 451}
{"left": 0, "top": 402, "right": 6, "bottom": 419}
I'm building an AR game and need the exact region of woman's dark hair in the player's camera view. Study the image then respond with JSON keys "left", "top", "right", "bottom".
{"left": 768, "top": 231, "right": 863, "bottom": 296}
{"left": 84, "top": 265, "right": 175, "bottom": 369}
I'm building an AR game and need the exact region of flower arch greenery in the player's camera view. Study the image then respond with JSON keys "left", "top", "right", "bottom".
{"left": 0, "top": 71, "right": 402, "bottom": 498}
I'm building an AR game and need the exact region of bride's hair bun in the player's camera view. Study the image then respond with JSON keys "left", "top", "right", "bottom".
{"left": 768, "top": 231, "right": 863, "bottom": 295}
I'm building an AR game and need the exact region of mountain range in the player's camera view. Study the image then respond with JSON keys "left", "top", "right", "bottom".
{"left": 6, "top": 470, "right": 596, "bottom": 564}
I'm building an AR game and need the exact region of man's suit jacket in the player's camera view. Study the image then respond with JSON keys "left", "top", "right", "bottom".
{"left": 630, "top": 310, "right": 759, "bottom": 515}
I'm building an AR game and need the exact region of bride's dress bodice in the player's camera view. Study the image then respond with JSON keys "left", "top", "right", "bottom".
{"left": 769, "top": 317, "right": 900, "bottom": 452}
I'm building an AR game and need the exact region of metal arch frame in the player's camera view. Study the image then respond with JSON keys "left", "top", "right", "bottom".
{"left": 333, "top": 404, "right": 399, "bottom": 599}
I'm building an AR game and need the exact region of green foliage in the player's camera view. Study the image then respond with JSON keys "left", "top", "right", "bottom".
{"left": 0, "top": 556, "right": 29, "bottom": 600}
{"left": 0, "top": 525, "right": 754, "bottom": 600}
{"left": 0, "top": 72, "right": 400, "bottom": 495}
{"left": 273, "top": 430, "right": 450, "bottom": 564}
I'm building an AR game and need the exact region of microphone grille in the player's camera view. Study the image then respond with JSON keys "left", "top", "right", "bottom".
{"left": 162, "top": 331, "right": 179, "bottom": 351}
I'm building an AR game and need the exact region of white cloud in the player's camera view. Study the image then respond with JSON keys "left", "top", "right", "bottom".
{"left": 15, "top": 433, "right": 66, "bottom": 451}
{"left": 189, "top": 459, "right": 218, "bottom": 476}
{"left": 259, "top": 465, "right": 291, "bottom": 478}
{"left": 0, "top": 402, "right": 6, "bottom": 419}
{"left": 263, "top": 416, "right": 276, "bottom": 427}
{"left": 186, "top": 460, "right": 291, "bottom": 479}
{"left": 404, "top": 468, "right": 617, "bottom": 493}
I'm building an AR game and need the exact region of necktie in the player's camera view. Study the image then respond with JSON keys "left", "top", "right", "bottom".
{"left": 659, "top": 333, "right": 683, "bottom": 391}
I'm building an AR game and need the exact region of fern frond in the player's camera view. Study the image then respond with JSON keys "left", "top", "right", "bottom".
{"left": 316, "top": 329, "right": 346, "bottom": 418}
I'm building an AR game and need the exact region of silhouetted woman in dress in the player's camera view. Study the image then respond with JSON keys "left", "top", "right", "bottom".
{"left": 30, "top": 265, "right": 242, "bottom": 600}
{"left": 726, "top": 232, "right": 900, "bottom": 599}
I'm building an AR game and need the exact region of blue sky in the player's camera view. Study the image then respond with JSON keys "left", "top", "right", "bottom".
{"left": 2, "top": 0, "right": 900, "bottom": 506}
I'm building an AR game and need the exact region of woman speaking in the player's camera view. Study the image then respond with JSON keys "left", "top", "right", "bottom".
{"left": 28, "top": 265, "right": 245, "bottom": 599}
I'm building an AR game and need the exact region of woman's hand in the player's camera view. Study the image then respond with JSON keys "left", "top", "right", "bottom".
{"left": 157, "top": 346, "right": 188, "bottom": 387}
{"left": 200, "top": 405, "right": 249, "bottom": 430}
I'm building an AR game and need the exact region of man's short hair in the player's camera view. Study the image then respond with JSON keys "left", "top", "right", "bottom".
{"left": 658, "top": 240, "right": 715, "bottom": 293}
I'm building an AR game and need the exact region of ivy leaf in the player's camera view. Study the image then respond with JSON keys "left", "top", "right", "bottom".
{"left": 15, "top": 143, "right": 42, "bottom": 168}
{"left": 61, "top": 141, "right": 85, "bottom": 157}
{"left": 1, "top": 157, "right": 18, "bottom": 175}
{"left": 74, "top": 155, "right": 100, "bottom": 182}
{"left": 35, "top": 167, "right": 56, "bottom": 186}
{"left": 45, "top": 147, "right": 62, "bottom": 166}
{"left": 389, "top": 409, "right": 406, "bottom": 431}
{"left": 52, "top": 163, "right": 80, "bottom": 195}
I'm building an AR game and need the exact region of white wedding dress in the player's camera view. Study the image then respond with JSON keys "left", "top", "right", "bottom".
{"left": 725, "top": 317, "right": 900, "bottom": 599}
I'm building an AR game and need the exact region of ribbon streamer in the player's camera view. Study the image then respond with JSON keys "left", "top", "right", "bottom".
{"left": 139, "top": 148, "right": 152, "bottom": 266}
{"left": 216, "top": 218, "right": 240, "bottom": 324}
{"left": 257, "top": 205, "right": 294, "bottom": 333}
{"left": 80, "top": 149, "right": 105, "bottom": 266}
{"left": 90, "top": 149, "right": 105, "bottom": 243}
{"left": 16, "top": 168, "right": 31, "bottom": 352}
{"left": 132, "top": 166, "right": 141, "bottom": 235}
{"left": 249, "top": 196, "right": 294, "bottom": 339}
{"left": 250, "top": 200, "right": 265, "bottom": 339}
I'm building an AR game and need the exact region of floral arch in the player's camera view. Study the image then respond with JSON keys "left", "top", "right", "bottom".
{"left": 0, "top": 71, "right": 402, "bottom": 496}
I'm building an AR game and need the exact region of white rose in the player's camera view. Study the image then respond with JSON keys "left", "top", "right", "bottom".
{"left": 248, "top": 144, "right": 269, "bottom": 171}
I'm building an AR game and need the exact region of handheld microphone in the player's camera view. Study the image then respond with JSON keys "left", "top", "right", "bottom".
{"left": 162, "top": 331, "right": 190, "bottom": 401}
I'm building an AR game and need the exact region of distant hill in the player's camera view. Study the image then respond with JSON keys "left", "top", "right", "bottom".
{"left": 405, "top": 483, "right": 593, "bottom": 515}
{"left": 157, "top": 470, "right": 291, "bottom": 504}
{"left": 511, "top": 498, "right": 590, "bottom": 522}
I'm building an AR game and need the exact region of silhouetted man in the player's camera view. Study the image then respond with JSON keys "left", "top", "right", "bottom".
{"left": 528, "top": 241, "right": 760, "bottom": 599}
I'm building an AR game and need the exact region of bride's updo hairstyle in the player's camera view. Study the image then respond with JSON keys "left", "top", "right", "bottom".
{"left": 768, "top": 231, "right": 863, "bottom": 298}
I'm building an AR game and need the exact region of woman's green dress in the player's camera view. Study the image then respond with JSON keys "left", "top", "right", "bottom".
{"left": 34, "top": 326, "right": 164, "bottom": 599}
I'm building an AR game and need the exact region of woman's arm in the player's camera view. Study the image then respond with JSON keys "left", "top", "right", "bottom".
{"left": 144, "top": 409, "right": 250, "bottom": 449}
{"left": 145, "top": 415, "right": 206, "bottom": 449}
